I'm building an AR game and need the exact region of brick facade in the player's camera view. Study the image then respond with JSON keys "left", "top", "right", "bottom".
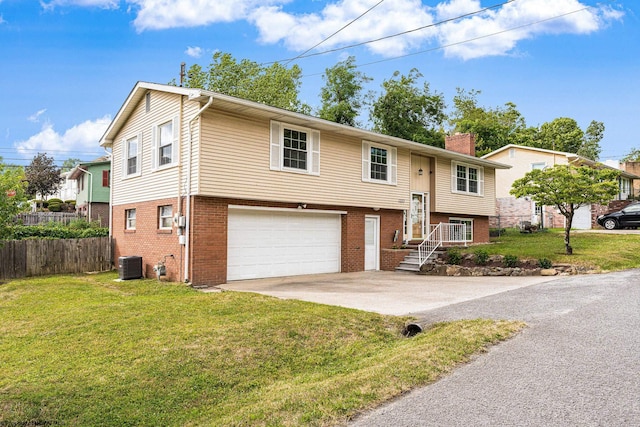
{"left": 112, "top": 198, "right": 183, "bottom": 282}
{"left": 113, "top": 196, "right": 404, "bottom": 286}
{"left": 429, "top": 212, "right": 490, "bottom": 244}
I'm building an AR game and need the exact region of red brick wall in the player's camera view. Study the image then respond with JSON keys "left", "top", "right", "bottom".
{"left": 112, "top": 198, "right": 183, "bottom": 282}
{"left": 381, "top": 248, "right": 412, "bottom": 271}
{"left": 429, "top": 212, "right": 490, "bottom": 244}
{"left": 445, "top": 133, "right": 476, "bottom": 156}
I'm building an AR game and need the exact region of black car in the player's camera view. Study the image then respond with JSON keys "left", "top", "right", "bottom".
{"left": 596, "top": 203, "right": 640, "bottom": 230}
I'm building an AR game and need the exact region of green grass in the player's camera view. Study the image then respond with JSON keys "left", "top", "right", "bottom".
{"left": 0, "top": 273, "right": 523, "bottom": 426}
{"left": 482, "top": 228, "right": 640, "bottom": 271}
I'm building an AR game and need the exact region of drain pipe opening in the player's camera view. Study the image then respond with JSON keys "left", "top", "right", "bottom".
{"left": 402, "top": 323, "right": 423, "bottom": 337}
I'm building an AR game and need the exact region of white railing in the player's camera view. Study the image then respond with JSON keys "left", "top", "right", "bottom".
{"left": 418, "top": 223, "right": 468, "bottom": 267}
{"left": 429, "top": 223, "right": 469, "bottom": 245}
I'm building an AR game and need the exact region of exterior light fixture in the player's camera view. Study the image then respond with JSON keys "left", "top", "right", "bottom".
{"left": 418, "top": 168, "right": 424, "bottom": 176}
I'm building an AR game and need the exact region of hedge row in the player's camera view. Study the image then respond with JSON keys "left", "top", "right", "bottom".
{"left": 6, "top": 221, "right": 108, "bottom": 240}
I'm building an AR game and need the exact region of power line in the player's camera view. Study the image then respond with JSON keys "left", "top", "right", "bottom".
{"left": 283, "top": 0, "right": 386, "bottom": 66}
{"left": 301, "top": 4, "right": 592, "bottom": 77}
{"left": 265, "top": 0, "right": 516, "bottom": 65}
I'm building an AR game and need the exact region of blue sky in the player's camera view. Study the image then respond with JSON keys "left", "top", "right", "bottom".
{"left": 1, "top": 0, "right": 637, "bottom": 167}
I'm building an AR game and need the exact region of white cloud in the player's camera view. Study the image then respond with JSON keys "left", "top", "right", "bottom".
{"left": 130, "top": 0, "right": 279, "bottom": 32}
{"left": 40, "top": 0, "right": 119, "bottom": 10}
{"left": 185, "top": 46, "right": 204, "bottom": 58}
{"left": 434, "top": 0, "right": 624, "bottom": 60}
{"left": 27, "top": 109, "right": 47, "bottom": 123}
{"left": 250, "top": 0, "right": 435, "bottom": 57}
{"left": 38, "top": 0, "right": 625, "bottom": 60}
{"left": 15, "top": 116, "right": 111, "bottom": 158}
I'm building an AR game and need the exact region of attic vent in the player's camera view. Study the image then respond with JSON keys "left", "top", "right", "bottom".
{"left": 145, "top": 92, "right": 151, "bottom": 113}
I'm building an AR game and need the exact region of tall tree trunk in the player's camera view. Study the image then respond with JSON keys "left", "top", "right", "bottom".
{"left": 564, "top": 209, "right": 574, "bottom": 255}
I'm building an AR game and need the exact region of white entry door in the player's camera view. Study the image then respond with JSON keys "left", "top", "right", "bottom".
{"left": 365, "top": 216, "right": 380, "bottom": 271}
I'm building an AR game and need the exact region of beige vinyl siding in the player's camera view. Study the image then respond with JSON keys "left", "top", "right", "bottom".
{"left": 488, "top": 148, "right": 569, "bottom": 197}
{"left": 196, "top": 110, "right": 410, "bottom": 210}
{"left": 433, "top": 157, "right": 496, "bottom": 216}
{"left": 111, "top": 91, "right": 186, "bottom": 206}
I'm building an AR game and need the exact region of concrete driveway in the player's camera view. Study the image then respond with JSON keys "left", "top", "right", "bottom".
{"left": 218, "top": 271, "right": 560, "bottom": 316}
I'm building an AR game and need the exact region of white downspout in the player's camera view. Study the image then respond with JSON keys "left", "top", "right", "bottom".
{"left": 184, "top": 95, "right": 214, "bottom": 283}
{"left": 77, "top": 167, "right": 93, "bottom": 223}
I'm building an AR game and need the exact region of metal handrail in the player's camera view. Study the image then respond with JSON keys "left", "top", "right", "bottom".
{"left": 418, "top": 223, "right": 468, "bottom": 267}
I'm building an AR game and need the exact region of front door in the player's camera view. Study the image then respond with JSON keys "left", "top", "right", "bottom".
{"left": 410, "top": 192, "right": 429, "bottom": 240}
{"left": 365, "top": 216, "right": 379, "bottom": 271}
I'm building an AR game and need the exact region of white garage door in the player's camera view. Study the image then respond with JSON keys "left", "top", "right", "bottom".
{"left": 572, "top": 204, "right": 592, "bottom": 229}
{"left": 227, "top": 208, "right": 342, "bottom": 281}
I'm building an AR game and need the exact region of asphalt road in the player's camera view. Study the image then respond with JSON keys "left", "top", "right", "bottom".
{"left": 350, "top": 269, "right": 640, "bottom": 427}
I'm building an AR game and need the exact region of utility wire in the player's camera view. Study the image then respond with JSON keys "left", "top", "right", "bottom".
{"left": 283, "top": 0, "right": 386, "bottom": 66}
{"left": 301, "top": 5, "right": 592, "bottom": 77}
{"left": 265, "top": 0, "right": 516, "bottom": 65}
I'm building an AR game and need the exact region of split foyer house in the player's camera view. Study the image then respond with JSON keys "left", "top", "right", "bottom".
{"left": 100, "top": 82, "right": 509, "bottom": 286}
{"left": 483, "top": 144, "right": 638, "bottom": 230}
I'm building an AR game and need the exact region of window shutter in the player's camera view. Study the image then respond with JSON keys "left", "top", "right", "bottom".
{"left": 270, "top": 121, "right": 281, "bottom": 170}
{"left": 310, "top": 130, "right": 320, "bottom": 175}
{"left": 121, "top": 138, "right": 127, "bottom": 179}
{"left": 137, "top": 131, "right": 143, "bottom": 174}
{"left": 172, "top": 115, "right": 180, "bottom": 165}
{"left": 390, "top": 147, "right": 397, "bottom": 185}
{"left": 151, "top": 125, "right": 158, "bottom": 170}
{"left": 478, "top": 167, "right": 484, "bottom": 196}
{"left": 102, "top": 170, "right": 109, "bottom": 187}
{"left": 451, "top": 162, "right": 457, "bottom": 193}
{"left": 362, "top": 142, "right": 370, "bottom": 182}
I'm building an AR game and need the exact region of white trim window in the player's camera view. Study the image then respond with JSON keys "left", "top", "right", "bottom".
{"left": 270, "top": 121, "right": 320, "bottom": 175}
{"left": 122, "top": 133, "right": 142, "bottom": 178}
{"left": 451, "top": 161, "right": 483, "bottom": 196}
{"left": 531, "top": 162, "right": 546, "bottom": 171}
{"left": 152, "top": 116, "right": 180, "bottom": 170}
{"left": 125, "top": 209, "right": 136, "bottom": 230}
{"left": 158, "top": 205, "right": 173, "bottom": 230}
{"left": 449, "top": 217, "right": 473, "bottom": 242}
{"left": 362, "top": 141, "right": 397, "bottom": 185}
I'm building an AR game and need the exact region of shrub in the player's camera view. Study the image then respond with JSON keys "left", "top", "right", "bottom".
{"left": 503, "top": 254, "right": 519, "bottom": 268}
{"left": 474, "top": 249, "right": 489, "bottom": 266}
{"left": 538, "top": 258, "right": 553, "bottom": 269}
{"left": 447, "top": 247, "right": 462, "bottom": 265}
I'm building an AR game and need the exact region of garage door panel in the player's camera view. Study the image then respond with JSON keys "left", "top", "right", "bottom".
{"left": 227, "top": 209, "right": 341, "bottom": 281}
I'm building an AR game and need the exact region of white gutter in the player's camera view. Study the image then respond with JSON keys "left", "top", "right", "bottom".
{"left": 183, "top": 95, "right": 214, "bottom": 283}
{"left": 77, "top": 167, "right": 93, "bottom": 223}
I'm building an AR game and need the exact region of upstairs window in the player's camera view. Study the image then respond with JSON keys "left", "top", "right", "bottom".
{"left": 123, "top": 133, "right": 141, "bottom": 178}
{"left": 452, "top": 161, "right": 483, "bottom": 196}
{"left": 152, "top": 116, "right": 179, "bottom": 170}
{"left": 270, "top": 121, "right": 320, "bottom": 175}
{"left": 362, "top": 141, "right": 397, "bottom": 185}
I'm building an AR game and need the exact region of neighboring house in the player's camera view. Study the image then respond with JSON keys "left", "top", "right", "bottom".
{"left": 48, "top": 171, "right": 78, "bottom": 201}
{"left": 483, "top": 144, "right": 639, "bottom": 230}
{"left": 99, "top": 82, "right": 509, "bottom": 286}
{"left": 68, "top": 156, "right": 111, "bottom": 227}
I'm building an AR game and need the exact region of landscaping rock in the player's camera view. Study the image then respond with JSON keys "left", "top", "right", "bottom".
{"left": 540, "top": 268, "right": 558, "bottom": 276}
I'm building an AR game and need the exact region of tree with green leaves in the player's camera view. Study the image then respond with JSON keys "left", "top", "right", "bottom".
{"left": 511, "top": 165, "right": 619, "bottom": 255}
{"left": 0, "top": 159, "right": 28, "bottom": 240}
{"left": 370, "top": 69, "right": 446, "bottom": 147}
{"left": 526, "top": 118, "right": 603, "bottom": 160}
{"left": 621, "top": 147, "right": 640, "bottom": 162}
{"left": 61, "top": 158, "right": 81, "bottom": 172}
{"left": 184, "top": 52, "right": 310, "bottom": 114}
{"left": 449, "top": 89, "right": 529, "bottom": 156}
{"left": 317, "top": 56, "right": 372, "bottom": 127}
{"left": 24, "top": 153, "right": 63, "bottom": 207}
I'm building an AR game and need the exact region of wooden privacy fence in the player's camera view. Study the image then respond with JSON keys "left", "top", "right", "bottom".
{"left": 0, "top": 237, "right": 112, "bottom": 280}
{"left": 17, "top": 212, "right": 81, "bottom": 225}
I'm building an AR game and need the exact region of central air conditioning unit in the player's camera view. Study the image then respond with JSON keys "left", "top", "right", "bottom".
{"left": 118, "top": 256, "right": 143, "bottom": 280}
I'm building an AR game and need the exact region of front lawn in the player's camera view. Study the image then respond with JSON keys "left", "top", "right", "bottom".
{"left": 0, "top": 273, "right": 523, "bottom": 426}
{"left": 482, "top": 228, "right": 640, "bottom": 271}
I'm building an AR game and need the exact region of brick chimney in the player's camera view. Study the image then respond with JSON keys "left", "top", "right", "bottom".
{"left": 445, "top": 133, "right": 476, "bottom": 157}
